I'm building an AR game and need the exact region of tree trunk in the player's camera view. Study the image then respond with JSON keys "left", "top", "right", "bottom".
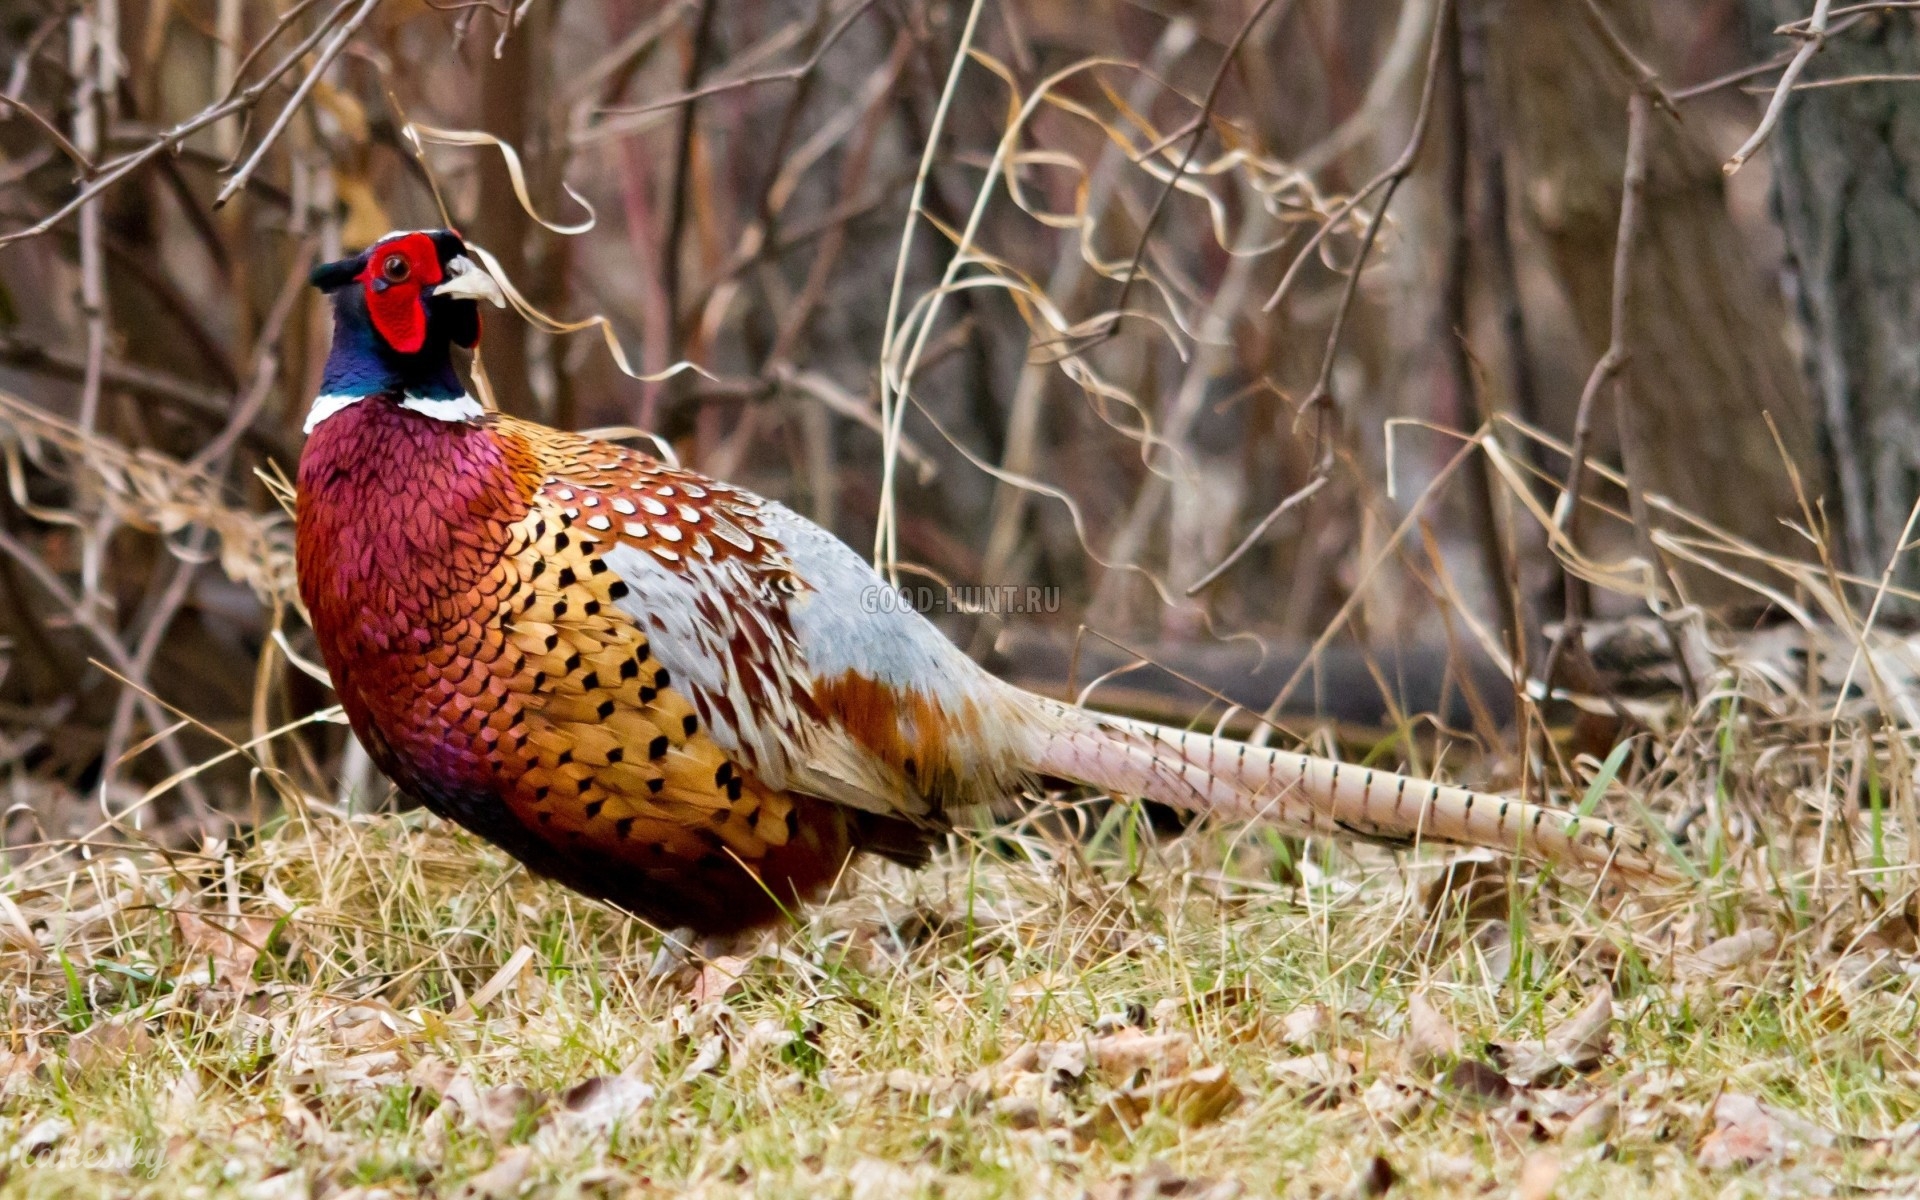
{"left": 1749, "top": 5, "right": 1920, "bottom": 584}
{"left": 467, "top": 0, "right": 568, "bottom": 421}
{"left": 1494, "top": 0, "right": 1826, "bottom": 608}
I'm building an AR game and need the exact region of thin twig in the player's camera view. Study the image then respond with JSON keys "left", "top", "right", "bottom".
{"left": 189, "top": 242, "right": 315, "bottom": 473}
{"left": 0, "top": 95, "right": 95, "bottom": 173}
{"left": 213, "top": 0, "right": 381, "bottom": 208}
{"left": 1090, "top": 0, "right": 1296, "bottom": 345}
{"left": 1760, "top": 71, "right": 1920, "bottom": 90}
{"left": 1676, "top": 49, "right": 1800, "bottom": 101}
{"left": 4, "top": 11, "right": 65, "bottom": 102}
{"left": 980, "top": 23, "right": 1195, "bottom": 590}
{"left": 0, "top": 519, "right": 210, "bottom": 813}
{"left": 561, "top": 0, "right": 694, "bottom": 109}
{"left": 1542, "top": 90, "right": 1654, "bottom": 694}
{"left": 1778, "top": 0, "right": 1920, "bottom": 30}
{"left": 224, "top": 0, "right": 329, "bottom": 105}
{"left": 0, "top": 0, "right": 357, "bottom": 246}
{"left": 1295, "top": 0, "right": 1453, "bottom": 413}
{"left": 1671, "top": 11, "right": 1870, "bottom": 100}
{"left": 1182, "top": 476, "right": 1330, "bottom": 595}
{"left": 1261, "top": 0, "right": 1448, "bottom": 318}
{"left": 1577, "top": 0, "right": 1678, "bottom": 116}
{"left": 1725, "top": 0, "right": 1832, "bottom": 174}
{"left": 0, "top": 335, "right": 288, "bottom": 457}
{"left": 1293, "top": 0, "right": 1438, "bottom": 175}
{"left": 69, "top": 4, "right": 109, "bottom": 437}
{"left": 1181, "top": 0, "right": 1452, "bottom": 596}
{"left": 873, "top": 0, "right": 989, "bottom": 576}
{"left": 593, "top": 0, "right": 879, "bottom": 119}
{"left": 100, "top": 244, "right": 313, "bottom": 793}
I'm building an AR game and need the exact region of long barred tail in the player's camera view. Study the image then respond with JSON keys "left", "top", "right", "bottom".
{"left": 1024, "top": 697, "right": 1675, "bottom": 880}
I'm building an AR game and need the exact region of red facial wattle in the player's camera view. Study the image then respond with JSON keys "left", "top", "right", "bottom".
{"left": 359, "top": 232, "right": 445, "bottom": 355}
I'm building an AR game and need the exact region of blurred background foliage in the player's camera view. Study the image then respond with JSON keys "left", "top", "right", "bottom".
{"left": 0, "top": 0, "right": 1908, "bottom": 844}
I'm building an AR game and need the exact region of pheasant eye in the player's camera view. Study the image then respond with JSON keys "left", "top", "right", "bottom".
{"left": 380, "top": 254, "right": 411, "bottom": 284}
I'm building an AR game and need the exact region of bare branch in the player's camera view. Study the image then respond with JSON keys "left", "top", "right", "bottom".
{"left": 1091, "top": 0, "right": 1297, "bottom": 344}
{"left": 0, "top": 0, "right": 358, "bottom": 246}
{"left": 0, "top": 95, "right": 95, "bottom": 173}
{"left": 592, "top": 0, "right": 879, "bottom": 120}
{"left": 1726, "top": 0, "right": 1832, "bottom": 174}
{"left": 214, "top": 0, "right": 383, "bottom": 208}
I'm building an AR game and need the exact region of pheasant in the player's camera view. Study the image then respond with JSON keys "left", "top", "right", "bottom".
{"left": 295, "top": 229, "right": 1669, "bottom": 935}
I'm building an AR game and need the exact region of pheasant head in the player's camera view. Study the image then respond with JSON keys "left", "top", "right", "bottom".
{"left": 305, "top": 229, "right": 505, "bottom": 431}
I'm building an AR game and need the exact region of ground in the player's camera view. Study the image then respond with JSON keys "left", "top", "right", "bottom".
{"left": 3, "top": 768, "right": 1917, "bottom": 1200}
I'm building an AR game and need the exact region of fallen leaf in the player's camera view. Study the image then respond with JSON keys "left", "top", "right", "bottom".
{"left": 996, "top": 1031, "right": 1194, "bottom": 1089}
{"left": 1561, "top": 1093, "right": 1618, "bottom": 1147}
{"left": 846, "top": 1069, "right": 987, "bottom": 1111}
{"left": 1423, "top": 854, "right": 1511, "bottom": 924}
{"left": 17, "top": 1116, "right": 69, "bottom": 1158}
{"left": 1487, "top": 991, "right": 1614, "bottom": 1085}
{"left": 439, "top": 1073, "right": 543, "bottom": 1144}
{"left": 1471, "top": 921, "right": 1518, "bottom": 983}
{"left": 1515, "top": 1152, "right": 1560, "bottom": 1200}
{"left": 0, "top": 892, "right": 42, "bottom": 958}
{"left": 173, "top": 909, "right": 279, "bottom": 995}
{"left": 1086, "top": 1029, "right": 1194, "bottom": 1084}
{"left": 0, "top": 1045, "right": 43, "bottom": 1099}
{"left": 161, "top": 1068, "right": 202, "bottom": 1132}
{"left": 686, "top": 1032, "right": 728, "bottom": 1076}
{"left": 1699, "top": 1091, "right": 1841, "bottom": 1173}
{"left": 458, "top": 1146, "right": 532, "bottom": 1200}
{"left": 553, "top": 1073, "right": 656, "bottom": 1136}
{"left": 333, "top": 1006, "right": 401, "bottom": 1049}
{"left": 988, "top": 1092, "right": 1048, "bottom": 1129}
{"left": 1091, "top": 1009, "right": 1143, "bottom": 1034}
{"left": 1362, "top": 1077, "right": 1426, "bottom": 1128}
{"left": 1831, "top": 951, "right": 1898, "bottom": 1002}
{"left": 744, "top": 1017, "right": 797, "bottom": 1056}
{"left": 688, "top": 955, "right": 753, "bottom": 1006}
{"left": 1685, "top": 928, "right": 1779, "bottom": 977}
{"left": 1698, "top": 1093, "right": 1788, "bottom": 1170}
{"left": 1441, "top": 1059, "right": 1513, "bottom": 1106}
{"left": 240, "top": 1170, "right": 310, "bottom": 1200}
{"left": 1280, "top": 1003, "right": 1331, "bottom": 1047}
{"left": 409, "top": 1055, "right": 458, "bottom": 1097}
{"left": 65, "top": 1014, "right": 154, "bottom": 1076}
{"left": 1043, "top": 1039, "right": 1090, "bottom": 1083}
{"left": 1800, "top": 979, "right": 1851, "bottom": 1031}
{"left": 1266, "top": 1053, "right": 1355, "bottom": 1109}
{"left": 1404, "top": 991, "right": 1460, "bottom": 1073}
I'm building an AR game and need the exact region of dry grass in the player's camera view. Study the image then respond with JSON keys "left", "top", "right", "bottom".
{"left": 6, "top": 656, "right": 1920, "bottom": 1200}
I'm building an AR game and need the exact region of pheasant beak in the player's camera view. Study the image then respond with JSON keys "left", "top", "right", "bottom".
{"left": 432, "top": 255, "right": 506, "bottom": 307}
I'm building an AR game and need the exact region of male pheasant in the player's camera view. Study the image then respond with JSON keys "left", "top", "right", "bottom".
{"left": 295, "top": 229, "right": 1668, "bottom": 935}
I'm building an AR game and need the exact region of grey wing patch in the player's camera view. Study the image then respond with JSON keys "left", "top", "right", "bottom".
{"left": 757, "top": 502, "right": 1048, "bottom": 809}
{"left": 758, "top": 502, "right": 998, "bottom": 703}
